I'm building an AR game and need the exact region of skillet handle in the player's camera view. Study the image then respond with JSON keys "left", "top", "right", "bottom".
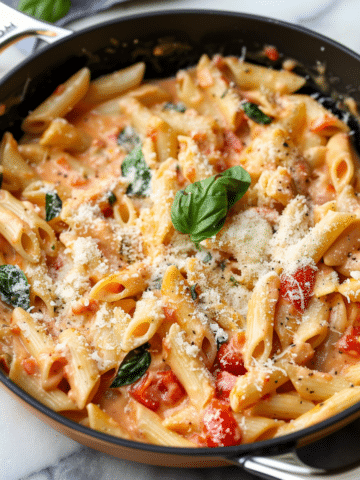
{"left": 0, "top": 1, "right": 72, "bottom": 54}
{"left": 234, "top": 452, "right": 330, "bottom": 480}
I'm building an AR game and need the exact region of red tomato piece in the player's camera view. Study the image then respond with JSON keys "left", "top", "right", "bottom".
{"left": 215, "top": 370, "right": 238, "bottom": 402}
{"left": 202, "top": 399, "right": 242, "bottom": 447}
{"left": 129, "top": 370, "right": 185, "bottom": 411}
{"left": 22, "top": 357, "right": 38, "bottom": 375}
{"left": 223, "top": 129, "right": 244, "bottom": 154}
{"left": 338, "top": 326, "right": 360, "bottom": 356}
{"left": 101, "top": 205, "right": 114, "bottom": 218}
{"left": 264, "top": 46, "right": 279, "bottom": 61}
{"left": 216, "top": 332, "right": 247, "bottom": 376}
{"left": 280, "top": 265, "right": 317, "bottom": 313}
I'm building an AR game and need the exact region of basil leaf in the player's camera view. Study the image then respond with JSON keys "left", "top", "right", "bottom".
{"left": 171, "top": 166, "right": 251, "bottom": 245}
{"left": 18, "top": 0, "right": 71, "bottom": 23}
{"left": 110, "top": 343, "right": 151, "bottom": 388}
{"left": 121, "top": 145, "right": 151, "bottom": 197}
{"left": 107, "top": 191, "right": 117, "bottom": 206}
{"left": 0, "top": 265, "right": 30, "bottom": 311}
{"left": 117, "top": 126, "right": 141, "bottom": 153}
{"left": 45, "top": 192, "right": 62, "bottom": 221}
{"left": 242, "top": 102, "right": 273, "bottom": 124}
{"left": 203, "top": 252, "right": 212, "bottom": 263}
{"left": 163, "top": 102, "right": 186, "bottom": 113}
{"left": 190, "top": 284, "right": 198, "bottom": 300}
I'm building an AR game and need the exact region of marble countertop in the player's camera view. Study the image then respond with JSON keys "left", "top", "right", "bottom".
{"left": 1, "top": 1, "right": 360, "bottom": 479}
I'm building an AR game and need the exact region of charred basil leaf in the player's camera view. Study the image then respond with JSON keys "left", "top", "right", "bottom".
{"left": 163, "top": 102, "right": 186, "bottom": 113}
{"left": 171, "top": 166, "right": 251, "bottom": 246}
{"left": 0, "top": 265, "right": 30, "bottom": 311}
{"left": 110, "top": 343, "right": 151, "bottom": 388}
{"left": 242, "top": 102, "right": 273, "bottom": 124}
{"left": 117, "top": 126, "right": 141, "bottom": 153}
{"left": 18, "top": 0, "right": 71, "bottom": 23}
{"left": 121, "top": 146, "right": 151, "bottom": 197}
{"left": 45, "top": 192, "right": 62, "bottom": 221}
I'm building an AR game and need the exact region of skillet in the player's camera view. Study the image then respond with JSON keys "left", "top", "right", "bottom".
{"left": 1, "top": 4, "right": 360, "bottom": 479}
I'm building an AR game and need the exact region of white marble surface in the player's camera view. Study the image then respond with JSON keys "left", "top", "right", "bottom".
{"left": 1, "top": 1, "right": 360, "bottom": 479}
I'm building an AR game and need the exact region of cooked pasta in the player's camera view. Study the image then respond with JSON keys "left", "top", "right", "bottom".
{"left": 1, "top": 54, "right": 360, "bottom": 448}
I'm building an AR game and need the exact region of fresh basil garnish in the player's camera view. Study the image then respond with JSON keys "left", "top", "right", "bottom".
{"left": 0, "top": 265, "right": 30, "bottom": 311}
{"left": 242, "top": 102, "right": 273, "bottom": 124}
{"left": 107, "top": 191, "right": 117, "bottom": 206}
{"left": 110, "top": 342, "right": 151, "bottom": 388}
{"left": 229, "top": 275, "right": 240, "bottom": 287}
{"left": 117, "top": 126, "right": 141, "bottom": 153}
{"left": 121, "top": 145, "right": 151, "bottom": 197}
{"left": 45, "top": 192, "right": 62, "bottom": 221}
{"left": 18, "top": 0, "right": 71, "bottom": 23}
{"left": 171, "top": 166, "right": 251, "bottom": 246}
{"left": 190, "top": 284, "right": 198, "bottom": 300}
{"left": 203, "top": 252, "right": 212, "bottom": 263}
{"left": 163, "top": 102, "right": 186, "bottom": 113}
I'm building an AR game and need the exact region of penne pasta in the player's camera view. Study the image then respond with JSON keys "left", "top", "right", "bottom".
{"left": 22, "top": 67, "right": 91, "bottom": 134}
{"left": 1, "top": 52, "right": 360, "bottom": 450}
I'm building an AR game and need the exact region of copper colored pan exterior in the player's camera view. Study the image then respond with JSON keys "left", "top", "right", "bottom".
{"left": 1, "top": 8, "right": 360, "bottom": 474}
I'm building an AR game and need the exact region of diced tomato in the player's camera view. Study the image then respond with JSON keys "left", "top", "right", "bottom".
{"left": 215, "top": 370, "right": 238, "bottom": 402}
{"left": 10, "top": 325, "right": 21, "bottom": 335}
{"left": 280, "top": 265, "right": 317, "bottom": 313}
{"left": 214, "top": 158, "right": 228, "bottom": 173}
{"left": 338, "top": 326, "right": 360, "bottom": 356}
{"left": 163, "top": 306, "right": 177, "bottom": 323}
{"left": 101, "top": 205, "right": 114, "bottom": 218}
{"left": 129, "top": 370, "right": 185, "bottom": 411}
{"left": 223, "top": 129, "right": 244, "bottom": 154}
{"left": 263, "top": 46, "right": 279, "bottom": 61}
{"left": 22, "top": 357, "right": 38, "bottom": 375}
{"left": 202, "top": 398, "right": 242, "bottom": 447}
{"left": 216, "top": 332, "right": 247, "bottom": 376}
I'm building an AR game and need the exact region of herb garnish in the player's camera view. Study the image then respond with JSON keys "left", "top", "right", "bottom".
{"left": 190, "top": 284, "right": 198, "bottom": 300}
{"left": 163, "top": 102, "right": 186, "bottom": 113}
{"left": 0, "top": 265, "right": 30, "bottom": 311}
{"left": 45, "top": 192, "right": 62, "bottom": 222}
{"left": 18, "top": 0, "right": 71, "bottom": 23}
{"left": 107, "top": 191, "right": 117, "bottom": 206}
{"left": 242, "top": 102, "right": 273, "bottom": 124}
{"left": 171, "top": 166, "right": 251, "bottom": 246}
{"left": 121, "top": 145, "right": 151, "bottom": 197}
{"left": 203, "top": 252, "right": 212, "bottom": 263}
{"left": 110, "top": 343, "right": 151, "bottom": 388}
{"left": 117, "top": 126, "right": 141, "bottom": 153}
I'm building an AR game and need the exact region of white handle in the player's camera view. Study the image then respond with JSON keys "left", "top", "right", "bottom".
{"left": 0, "top": 1, "right": 72, "bottom": 54}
